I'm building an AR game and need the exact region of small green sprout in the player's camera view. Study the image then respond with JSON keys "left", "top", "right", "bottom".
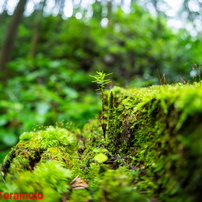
{"left": 90, "top": 71, "right": 112, "bottom": 92}
{"left": 90, "top": 71, "right": 112, "bottom": 140}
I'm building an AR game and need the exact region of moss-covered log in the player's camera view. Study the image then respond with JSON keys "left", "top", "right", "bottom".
{"left": 1, "top": 83, "right": 202, "bottom": 202}
{"left": 104, "top": 83, "right": 202, "bottom": 201}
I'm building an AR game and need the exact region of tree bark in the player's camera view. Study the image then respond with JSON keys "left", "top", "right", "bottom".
{"left": 0, "top": 0, "right": 27, "bottom": 83}
{"left": 30, "top": 0, "right": 46, "bottom": 58}
{"left": 0, "top": 0, "right": 8, "bottom": 26}
{"left": 151, "top": 0, "right": 162, "bottom": 32}
{"left": 92, "top": 0, "right": 102, "bottom": 21}
{"left": 107, "top": 0, "right": 113, "bottom": 28}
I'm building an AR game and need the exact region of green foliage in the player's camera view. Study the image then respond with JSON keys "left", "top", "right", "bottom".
{"left": 0, "top": 56, "right": 101, "bottom": 163}
{"left": 1, "top": 2, "right": 201, "bottom": 162}
{"left": 90, "top": 71, "right": 112, "bottom": 140}
{"left": 90, "top": 71, "right": 112, "bottom": 92}
{"left": 4, "top": 4, "right": 200, "bottom": 83}
{"left": 1, "top": 2, "right": 202, "bottom": 200}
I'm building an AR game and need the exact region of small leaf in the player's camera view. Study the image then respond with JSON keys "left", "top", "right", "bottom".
{"left": 94, "top": 153, "right": 108, "bottom": 163}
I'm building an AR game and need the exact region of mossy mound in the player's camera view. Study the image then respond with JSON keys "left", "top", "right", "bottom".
{"left": 105, "top": 83, "right": 202, "bottom": 201}
{"left": 0, "top": 127, "right": 77, "bottom": 202}
{"left": 0, "top": 126, "right": 146, "bottom": 202}
{"left": 1, "top": 83, "right": 202, "bottom": 202}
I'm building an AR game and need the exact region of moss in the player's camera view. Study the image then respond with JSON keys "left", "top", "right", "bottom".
{"left": 1, "top": 83, "right": 202, "bottom": 201}
{"left": 105, "top": 82, "right": 202, "bottom": 201}
{"left": 95, "top": 167, "right": 148, "bottom": 202}
{"left": 0, "top": 161, "right": 71, "bottom": 202}
{"left": 69, "top": 189, "right": 92, "bottom": 202}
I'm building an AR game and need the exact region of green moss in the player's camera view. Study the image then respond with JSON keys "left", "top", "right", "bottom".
{"left": 1, "top": 83, "right": 202, "bottom": 201}
{"left": 69, "top": 189, "right": 92, "bottom": 202}
{"left": 105, "top": 82, "right": 202, "bottom": 201}
{"left": 1, "top": 126, "right": 78, "bottom": 178}
{"left": 95, "top": 167, "right": 148, "bottom": 202}
{"left": 0, "top": 161, "right": 71, "bottom": 202}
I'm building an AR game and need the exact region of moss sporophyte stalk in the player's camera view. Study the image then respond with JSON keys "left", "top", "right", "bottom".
{"left": 90, "top": 71, "right": 112, "bottom": 140}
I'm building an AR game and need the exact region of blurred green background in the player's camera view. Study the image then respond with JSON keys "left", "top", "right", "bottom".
{"left": 0, "top": 0, "right": 201, "bottom": 163}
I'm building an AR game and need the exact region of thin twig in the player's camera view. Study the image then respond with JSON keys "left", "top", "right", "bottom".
{"left": 180, "top": 77, "right": 186, "bottom": 84}
{"left": 162, "top": 73, "right": 168, "bottom": 84}
{"left": 195, "top": 64, "right": 201, "bottom": 81}
{"left": 156, "top": 69, "right": 162, "bottom": 85}
{"left": 192, "top": 64, "right": 197, "bottom": 85}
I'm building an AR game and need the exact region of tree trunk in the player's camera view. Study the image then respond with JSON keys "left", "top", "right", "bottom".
{"left": 0, "top": 10, "right": 7, "bottom": 27}
{"left": 0, "top": 0, "right": 8, "bottom": 26}
{"left": 0, "top": 0, "right": 27, "bottom": 83}
{"left": 107, "top": 0, "right": 113, "bottom": 28}
{"left": 30, "top": 0, "right": 46, "bottom": 58}
{"left": 152, "top": 0, "right": 162, "bottom": 32}
{"left": 92, "top": 0, "right": 102, "bottom": 21}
